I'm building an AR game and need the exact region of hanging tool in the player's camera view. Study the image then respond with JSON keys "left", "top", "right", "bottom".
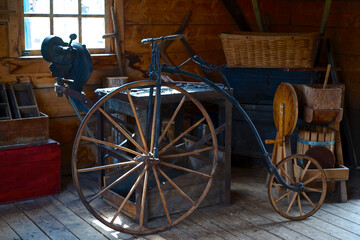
{"left": 159, "top": 11, "right": 191, "bottom": 67}
{"left": 221, "top": 0, "right": 251, "bottom": 31}
{"left": 103, "top": 7, "right": 124, "bottom": 76}
{"left": 320, "top": 0, "right": 332, "bottom": 35}
{"left": 264, "top": 12, "right": 271, "bottom": 32}
{"left": 327, "top": 39, "right": 358, "bottom": 169}
{"left": 314, "top": 0, "right": 332, "bottom": 65}
{"left": 159, "top": 11, "right": 211, "bottom": 79}
{"left": 251, "top": 0, "right": 265, "bottom": 32}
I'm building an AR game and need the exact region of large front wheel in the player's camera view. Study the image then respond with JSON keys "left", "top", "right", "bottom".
{"left": 72, "top": 81, "right": 218, "bottom": 234}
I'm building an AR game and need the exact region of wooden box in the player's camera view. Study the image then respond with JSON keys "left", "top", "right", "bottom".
{"left": 294, "top": 84, "right": 344, "bottom": 123}
{"left": 103, "top": 153, "right": 226, "bottom": 219}
{"left": 0, "top": 139, "right": 61, "bottom": 203}
{"left": 303, "top": 164, "right": 349, "bottom": 182}
{"left": 0, "top": 112, "right": 49, "bottom": 146}
{"left": 302, "top": 106, "right": 343, "bottom": 123}
{"left": 295, "top": 84, "right": 342, "bottom": 109}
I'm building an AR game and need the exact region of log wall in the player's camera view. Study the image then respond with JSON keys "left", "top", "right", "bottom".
{"left": 1, "top": 0, "right": 360, "bottom": 173}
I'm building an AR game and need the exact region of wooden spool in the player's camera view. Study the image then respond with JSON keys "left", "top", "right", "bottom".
{"left": 266, "top": 82, "right": 298, "bottom": 165}
{"left": 273, "top": 82, "right": 298, "bottom": 137}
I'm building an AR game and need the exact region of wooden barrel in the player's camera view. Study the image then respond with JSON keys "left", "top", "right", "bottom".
{"left": 297, "top": 125, "right": 335, "bottom": 155}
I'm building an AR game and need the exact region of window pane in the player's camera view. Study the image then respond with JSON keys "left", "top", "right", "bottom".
{"left": 81, "top": 0, "right": 104, "bottom": 15}
{"left": 53, "top": 0, "right": 78, "bottom": 14}
{"left": 24, "top": 0, "right": 50, "bottom": 14}
{"left": 82, "top": 18, "right": 104, "bottom": 48}
{"left": 54, "top": 18, "right": 79, "bottom": 42}
{"left": 24, "top": 17, "right": 50, "bottom": 50}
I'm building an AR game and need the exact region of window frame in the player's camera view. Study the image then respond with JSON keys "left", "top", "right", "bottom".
{"left": 21, "top": 0, "right": 111, "bottom": 56}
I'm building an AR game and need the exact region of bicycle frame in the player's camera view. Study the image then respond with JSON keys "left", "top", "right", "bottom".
{"left": 142, "top": 35, "right": 300, "bottom": 192}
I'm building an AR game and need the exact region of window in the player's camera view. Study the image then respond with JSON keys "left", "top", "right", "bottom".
{"left": 23, "top": 0, "right": 108, "bottom": 54}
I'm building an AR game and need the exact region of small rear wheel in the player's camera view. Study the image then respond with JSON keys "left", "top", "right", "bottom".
{"left": 268, "top": 154, "right": 327, "bottom": 220}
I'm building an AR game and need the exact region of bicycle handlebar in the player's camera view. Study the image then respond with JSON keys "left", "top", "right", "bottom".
{"left": 141, "top": 34, "right": 186, "bottom": 44}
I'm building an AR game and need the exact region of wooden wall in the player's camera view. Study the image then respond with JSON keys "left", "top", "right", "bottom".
{"left": 1, "top": 0, "right": 360, "bottom": 173}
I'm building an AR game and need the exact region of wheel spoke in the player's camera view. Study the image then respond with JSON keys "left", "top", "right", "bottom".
{"left": 272, "top": 183, "right": 283, "bottom": 188}
{"left": 126, "top": 89, "right": 149, "bottom": 153}
{"left": 161, "top": 146, "right": 213, "bottom": 159}
{"left": 303, "top": 172, "right": 322, "bottom": 186}
{"left": 305, "top": 187, "right": 323, "bottom": 193}
{"left": 293, "top": 158, "right": 299, "bottom": 182}
{"left": 139, "top": 166, "right": 149, "bottom": 230}
{"left": 88, "top": 162, "right": 144, "bottom": 203}
{"left": 158, "top": 96, "right": 186, "bottom": 144}
{"left": 301, "top": 192, "right": 316, "bottom": 208}
{"left": 152, "top": 166, "right": 171, "bottom": 225}
{"left": 186, "top": 124, "right": 225, "bottom": 153}
{"left": 111, "top": 165, "right": 148, "bottom": 224}
{"left": 274, "top": 189, "right": 293, "bottom": 203}
{"left": 279, "top": 166, "right": 295, "bottom": 185}
{"left": 150, "top": 90, "right": 158, "bottom": 152}
{"left": 159, "top": 117, "right": 206, "bottom": 154}
{"left": 98, "top": 107, "right": 146, "bottom": 154}
{"left": 161, "top": 142, "right": 213, "bottom": 165}
{"left": 285, "top": 192, "right": 298, "bottom": 215}
{"left": 300, "top": 160, "right": 312, "bottom": 181}
{"left": 159, "top": 162, "right": 211, "bottom": 178}
{"left": 157, "top": 166, "right": 195, "bottom": 205}
{"left": 297, "top": 194, "right": 302, "bottom": 216}
{"left": 81, "top": 136, "right": 142, "bottom": 156}
{"left": 77, "top": 160, "right": 136, "bottom": 173}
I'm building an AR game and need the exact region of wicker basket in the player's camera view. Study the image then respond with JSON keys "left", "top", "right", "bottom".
{"left": 220, "top": 32, "right": 320, "bottom": 68}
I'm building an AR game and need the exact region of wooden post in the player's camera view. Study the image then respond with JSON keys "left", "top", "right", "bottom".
{"left": 225, "top": 99, "right": 232, "bottom": 205}
{"left": 7, "top": 0, "right": 22, "bottom": 57}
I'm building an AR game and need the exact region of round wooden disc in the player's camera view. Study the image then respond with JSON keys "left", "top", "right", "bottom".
{"left": 305, "top": 146, "right": 335, "bottom": 169}
{"left": 273, "top": 83, "right": 298, "bottom": 136}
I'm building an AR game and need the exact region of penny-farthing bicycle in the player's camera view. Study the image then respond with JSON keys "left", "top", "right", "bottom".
{"left": 41, "top": 34, "right": 327, "bottom": 235}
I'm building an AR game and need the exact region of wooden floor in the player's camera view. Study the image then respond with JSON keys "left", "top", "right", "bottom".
{"left": 1, "top": 167, "right": 360, "bottom": 240}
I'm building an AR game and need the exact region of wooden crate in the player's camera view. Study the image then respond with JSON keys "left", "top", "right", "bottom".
{"left": 0, "top": 112, "right": 49, "bottom": 146}
{"left": 0, "top": 83, "right": 11, "bottom": 120}
{"left": 0, "top": 139, "right": 61, "bottom": 203}
{"left": 102, "top": 153, "right": 226, "bottom": 219}
{"left": 8, "top": 83, "right": 40, "bottom": 119}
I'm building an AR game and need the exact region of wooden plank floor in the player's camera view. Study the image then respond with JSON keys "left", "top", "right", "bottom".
{"left": 1, "top": 167, "right": 360, "bottom": 240}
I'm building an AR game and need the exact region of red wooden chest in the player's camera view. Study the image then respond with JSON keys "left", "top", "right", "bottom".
{"left": 0, "top": 139, "right": 61, "bottom": 203}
